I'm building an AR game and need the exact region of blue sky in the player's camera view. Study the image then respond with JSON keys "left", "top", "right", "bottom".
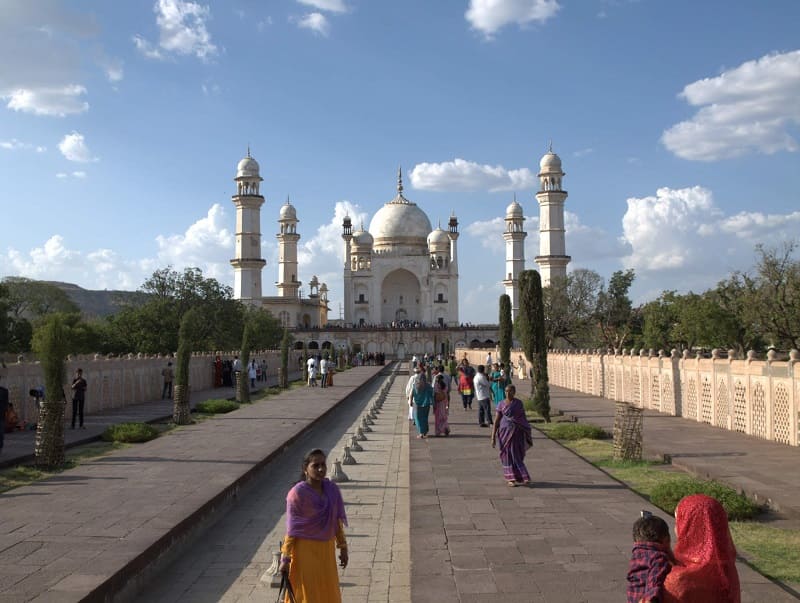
{"left": 1, "top": 0, "right": 799, "bottom": 324}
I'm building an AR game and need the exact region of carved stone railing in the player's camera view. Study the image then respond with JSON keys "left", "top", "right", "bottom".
{"left": 1, "top": 350, "right": 301, "bottom": 425}
{"left": 545, "top": 348, "right": 800, "bottom": 447}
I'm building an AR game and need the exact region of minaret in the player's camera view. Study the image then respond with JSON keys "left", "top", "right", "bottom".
{"left": 502, "top": 196, "right": 526, "bottom": 320}
{"left": 448, "top": 211, "right": 460, "bottom": 325}
{"left": 341, "top": 214, "right": 353, "bottom": 324}
{"left": 534, "top": 144, "right": 570, "bottom": 286}
{"left": 276, "top": 198, "right": 301, "bottom": 298}
{"left": 230, "top": 149, "right": 266, "bottom": 304}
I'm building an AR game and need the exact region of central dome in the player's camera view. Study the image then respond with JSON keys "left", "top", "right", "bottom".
{"left": 369, "top": 197, "right": 432, "bottom": 250}
{"left": 368, "top": 169, "right": 432, "bottom": 251}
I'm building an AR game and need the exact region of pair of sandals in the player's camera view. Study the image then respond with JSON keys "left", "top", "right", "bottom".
{"left": 507, "top": 480, "right": 532, "bottom": 488}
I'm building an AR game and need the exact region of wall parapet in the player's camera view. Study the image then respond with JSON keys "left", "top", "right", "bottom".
{"left": 1, "top": 350, "right": 299, "bottom": 425}
{"left": 546, "top": 349, "right": 800, "bottom": 447}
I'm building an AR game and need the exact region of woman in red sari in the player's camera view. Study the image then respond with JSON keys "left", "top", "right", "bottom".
{"left": 490, "top": 384, "right": 533, "bottom": 487}
{"left": 663, "top": 494, "right": 740, "bottom": 603}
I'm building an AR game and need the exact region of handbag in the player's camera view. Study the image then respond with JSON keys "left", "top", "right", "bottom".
{"left": 276, "top": 573, "right": 296, "bottom": 603}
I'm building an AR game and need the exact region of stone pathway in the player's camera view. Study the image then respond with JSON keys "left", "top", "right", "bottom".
{"left": 134, "top": 366, "right": 411, "bottom": 603}
{"left": 409, "top": 388, "right": 797, "bottom": 602}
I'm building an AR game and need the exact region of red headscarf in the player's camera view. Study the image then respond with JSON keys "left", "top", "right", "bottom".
{"left": 664, "top": 494, "right": 740, "bottom": 603}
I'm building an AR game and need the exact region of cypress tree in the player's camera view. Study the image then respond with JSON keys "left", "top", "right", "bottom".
{"left": 280, "top": 328, "right": 290, "bottom": 388}
{"left": 519, "top": 270, "right": 550, "bottom": 422}
{"left": 173, "top": 307, "right": 201, "bottom": 425}
{"left": 499, "top": 294, "right": 512, "bottom": 367}
{"left": 31, "top": 314, "right": 70, "bottom": 468}
{"left": 238, "top": 322, "right": 252, "bottom": 403}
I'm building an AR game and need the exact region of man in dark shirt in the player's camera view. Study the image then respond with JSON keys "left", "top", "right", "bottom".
{"left": 70, "top": 368, "right": 87, "bottom": 429}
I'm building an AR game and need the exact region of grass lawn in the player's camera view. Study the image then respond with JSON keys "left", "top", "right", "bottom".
{"left": 535, "top": 419, "right": 800, "bottom": 585}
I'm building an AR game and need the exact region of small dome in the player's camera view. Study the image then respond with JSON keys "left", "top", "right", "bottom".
{"left": 427, "top": 227, "right": 450, "bottom": 249}
{"left": 506, "top": 200, "right": 523, "bottom": 218}
{"left": 279, "top": 201, "right": 297, "bottom": 221}
{"left": 539, "top": 151, "right": 562, "bottom": 173}
{"left": 352, "top": 228, "right": 374, "bottom": 249}
{"left": 236, "top": 154, "right": 260, "bottom": 179}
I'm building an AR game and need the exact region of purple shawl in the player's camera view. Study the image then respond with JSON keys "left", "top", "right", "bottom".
{"left": 286, "top": 479, "right": 348, "bottom": 541}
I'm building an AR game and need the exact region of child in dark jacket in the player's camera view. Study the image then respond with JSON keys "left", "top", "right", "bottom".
{"left": 627, "top": 514, "right": 673, "bottom": 603}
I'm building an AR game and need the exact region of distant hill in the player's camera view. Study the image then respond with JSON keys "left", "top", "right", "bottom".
{"left": 47, "top": 281, "right": 149, "bottom": 318}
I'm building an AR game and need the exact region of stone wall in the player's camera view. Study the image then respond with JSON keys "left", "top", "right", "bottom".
{"left": 546, "top": 349, "right": 800, "bottom": 447}
{"left": 1, "top": 351, "right": 302, "bottom": 425}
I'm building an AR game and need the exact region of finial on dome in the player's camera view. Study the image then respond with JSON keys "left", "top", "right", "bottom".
{"left": 247, "top": 144, "right": 251, "bottom": 158}
{"left": 286, "top": 195, "right": 290, "bottom": 205}
{"left": 438, "top": 219, "right": 441, "bottom": 228}
{"left": 513, "top": 192, "right": 517, "bottom": 203}
{"left": 548, "top": 139, "right": 553, "bottom": 153}
{"left": 397, "top": 166, "right": 403, "bottom": 195}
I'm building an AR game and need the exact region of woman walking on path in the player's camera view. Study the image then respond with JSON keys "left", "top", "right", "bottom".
{"left": 279, "top": 449, "right": 349, "bottom": 602}
{"left": 490, "top": 384, "right": 533, "bottom": 486}
{"left": 432, "top": 373, "right": 450, "bottom": 436}
{"left": 409, "top": 373, "right": 434, "bottom": 438}
{"left": 663, "top": 494, "right": 740, "bottom": 603}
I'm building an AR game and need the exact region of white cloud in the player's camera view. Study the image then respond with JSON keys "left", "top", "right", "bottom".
{"left": 55, "top": 171, "right": 87, "bottom": 179}
{"left": 662, "top": 49, "right": 800, "bottom": 161}
{"left": 134, "top": 0, "right": 218, "bottom": 61}
{"left": 719, "top": 210, "right": 800, "bottom": 240}
{"left": 0, "top": 1, "right": 121, "bottom": 117}
{"left": 465, "top": 0, "right": 561, "bottom": 37}
{"left": 297, "top": 0, "right": 348, "bottom": 13}
{"left": 100, "top": 57, "right": 124, "bottom": 83}
{"left": 573, "top": 147, "right": 593, "bottom": 157}
{"left": 622, "top": 186, "right": 720, "bottom": 271}
{"left": 296, "top": 12, "right": 330, "bottom": 36}
{"left": 1, "top": 139, "right": 45, "bottom": 152}
{"left": 154, "top": 203, "right": 233, "bottom": 281}
{"left": 410, "top": 158, "right": 537, "bottom": 192}
{"left": 4, "top": 85, "right": 88, "bottom": 116}
{"left": 58, "top": 132, "right": 98, "bottom": 162}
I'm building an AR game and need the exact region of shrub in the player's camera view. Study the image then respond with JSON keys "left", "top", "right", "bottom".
{"left": 650, "top": 477, "right": 761, "bottom": 521}
{"left": 102, "top": 422, "right": 159, "bottom": 443}
{"left": 195, "top": 399, "right": 240, "bottom": 414}
{"left": 548, "top": 422, "right": 608, "bottom": 441}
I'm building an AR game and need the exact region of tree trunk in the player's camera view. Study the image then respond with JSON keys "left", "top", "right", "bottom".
{"left": 173, "top": 384, "right": 192, "bottom": 425}
{"left": 613, "top": 402, "right": 643, "bottom": 460}
{"left": 235, "top": 371, "right": 249, "bottom": 403}
{"left": 34, "top": 400, "right": 65, "bottom": 468}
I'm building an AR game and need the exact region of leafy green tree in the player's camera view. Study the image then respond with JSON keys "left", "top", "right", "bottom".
{"left": 2, "top": 277, "right": 79, "bottom": 319}
{"left": 280, "top": 328, "right": 291, "bottom": 388}
{"left": 711, "top": 276, "right": 764, "bottom": 354}
{"left": 31, "top": 314, "right": 71, "bottom": 467}
{"left": 498, "top": 294, "right": 512, "bottom": 366}
{"left": 544, "top": 269, "right": 603, "bottom": 348}
{"left": 244, "top": 307, "right": 283, "bottom": 350}
{"left": 596, "top": 269, "right": 637, "bottom": 350}
{"left": 747, "top": 242, "right": 800, "bottom": 350}
{"left": 518, "top": 270, "right": 550, "bottom": 422}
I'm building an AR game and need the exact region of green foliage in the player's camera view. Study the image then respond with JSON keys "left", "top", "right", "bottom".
{"left": 498, "top": 294, "right": 512, "bottom": 366}
{"left": 596, "top": 269, "right": 637, "bottom": 350}
{"left": 108, "top": 267, "right": 244, "bottom": 354}
{"left": 650, "top": 478, "right": 760, "bottom": 521}
{"left": 31, "top": 314, "right": 71, "bottom": 402}
{"left": 195, "top": 399, "right": 241, "bottom": 414}
{"left": 547, "top": 422, "right": 608, "bottom": 440}
{"left": 543, "top": 269, "right": 603, "bottom": 348}
{"left": 2, "top": 277, "right": 80, "bottom": 320}
{"left": 175, "top": 307, "right": 204, "bottom": 388}
{"left": 244, "top": 307, "right": 283, "bottom": 349}
{"left": 280, "top": 328, "right": 291, "bottom": 387}
{"left": 101, "top": 422, "right": 160, "bottom": 443}
{"left": 518, "top": 270, "right": 550, "bottom": 421}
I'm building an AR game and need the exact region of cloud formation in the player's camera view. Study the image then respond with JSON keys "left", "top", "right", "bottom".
{"left": 466, "top": 0, "right": 561, "bottom": 37}
{"left": 297, "top": 0, "right": 348, "bottom": 13}
{"left": 0, "top": 1, "right": 120, "bottom": 116}
{"left": 410, "top": 158, "right": 537, "bottom": 192}
{"left": 58, "top": 132, "right": 98, "bottom": 163}
{"left": 296, "top": 12, "right": 330, "bottom": 36}
{"left": 134, "top": 0, "right": 218, "bottom": 60}
{"left": 662, "top": 49, "right": 800, "bottom": 161}
{"left": 1, "top": 139, "right": 46, "bottom": 152}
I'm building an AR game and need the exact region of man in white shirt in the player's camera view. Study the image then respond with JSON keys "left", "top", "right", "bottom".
{"left": 306, "top": 356, "right": 317, "bottom": 387}
{"left": 473, "top": 364, "right": 492, "bottom": 427}
{"left": 320, "top": 356, "right": 329, "bottom": 388}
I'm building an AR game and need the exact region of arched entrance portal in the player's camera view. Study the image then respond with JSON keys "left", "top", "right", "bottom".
{"left": 381, "top": 269, "right": 421, "bottom": 324}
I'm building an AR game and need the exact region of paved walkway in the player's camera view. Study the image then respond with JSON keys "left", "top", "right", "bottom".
{"left": 548, "top": 385, "right": 800, "bottom": 520}
{"left": 0, "top": 371, "right": 301, "bottom": 469}
{"left": 0, "top": 366, "right": 385, "bottom": 602}
{"left": 135, "top": 365, "right": 410, "bottom": 602}
{"left": 409, "top": 386, "right": 796, "bottom": 602}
